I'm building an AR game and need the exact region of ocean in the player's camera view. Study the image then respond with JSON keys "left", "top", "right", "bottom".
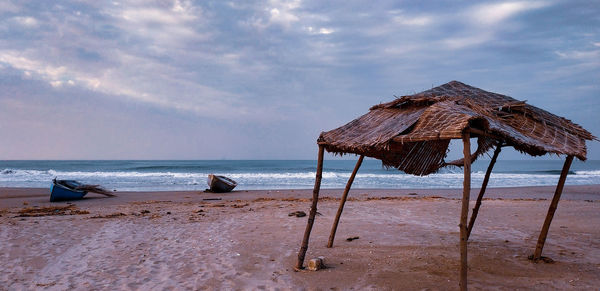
{"left": 1, "top": 159, "right": 599, "bottom": 191}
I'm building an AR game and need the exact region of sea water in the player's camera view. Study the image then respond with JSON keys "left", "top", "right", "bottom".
{"left": 1, "top": 159, "right": 599, "bottom": 191}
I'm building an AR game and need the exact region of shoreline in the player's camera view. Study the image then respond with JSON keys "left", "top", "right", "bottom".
{"left": 1, "top": 184, "right": 599, "bottom": 209}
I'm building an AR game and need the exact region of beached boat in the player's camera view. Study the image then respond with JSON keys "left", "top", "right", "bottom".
{"left": 207, "top": 174, "right": 237, "bottom": 193}
{"left": 50, "top": 179, "right": 88, "bottom": 202}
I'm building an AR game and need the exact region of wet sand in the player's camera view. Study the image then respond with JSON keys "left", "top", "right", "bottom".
{"left": 1, "top": 185, "right": 599, "bottom": 290}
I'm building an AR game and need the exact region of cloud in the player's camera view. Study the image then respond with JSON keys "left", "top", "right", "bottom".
{"left": 441, "top": 34, "right": 494, "bottom": 50}
{"left": 554, "top": 48, "right": 600, "bottom": 71}
{"left": 0, "top": 49, "right": 131, "bottom": 95}
{"left": 0, "top": 49, "right": 247, "bottom": 119}
{"left": 268, "top": 0, "right": 301, "bottom": 27}
{"left": 12, "top": 16, "right": 38, "bottom": 27}
{"left": 0, "top": 2, "right": 19, "bottom": 13}
{"left": 269, "top": 7, "right": 299, "bottom": 27}
{"left": 306, "top": 26, "right": 333, "bottom": 35}
{"left": 247, "top": 0, "right": 303, "bottom": 30}
{"left": 0, "top": 1, "right": 272, "bottom": 121}
{"left": 555, "top": 49, "right": 600, "bottom": 61}
{"left": 390, "top": 10, "right": 432, "bottom": 27}
{"left": 468, "top": 1, "right": 549, "bottom": 26}
{"left": 0, "top": 51, "right": 70, "bottom": 83}
{"left": 0, "top": 0, "right": 598, "bottom": 159}
{"left": 105, "top": 0, "right": 208, "bottom": 51}
{"left": 440, "top": 1, "right": 551, "bottom": 49}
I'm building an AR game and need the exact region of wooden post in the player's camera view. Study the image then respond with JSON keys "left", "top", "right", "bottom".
{"left": 467, "top": 143, "right": 502, "bottom": 239}
{"left": 327, "top": 155, "right": 364, "bottom": 248}
{"left": 296, "top": 145, "right": 325, "bottom": 269}
{"left": 460, "top": 133, "right": 471, "bottom": 291}
{"left": 532, "top": 155, "right": 574, "bottom": 261}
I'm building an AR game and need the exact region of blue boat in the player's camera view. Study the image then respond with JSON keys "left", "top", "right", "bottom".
{"left": 50, "top": 179, "right": 88, "bottom": 202}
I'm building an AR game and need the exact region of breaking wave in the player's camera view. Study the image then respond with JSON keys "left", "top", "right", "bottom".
{"left": 1, "top": 165, "right": 599, "bottom": 191}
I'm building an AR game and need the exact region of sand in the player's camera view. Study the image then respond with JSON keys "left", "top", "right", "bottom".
{"left": 1, "top": 185, "right": 599, "bottom": 290}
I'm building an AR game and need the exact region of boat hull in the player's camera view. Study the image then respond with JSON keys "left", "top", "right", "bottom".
{"left": 207, "top": 174, "right": 237, "bottom": 193}
{"left": 50, "top": 180, "right": 87, "bottom": 202}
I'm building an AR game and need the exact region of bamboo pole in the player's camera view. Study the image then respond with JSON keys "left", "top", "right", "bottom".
{"left": 467, "top": 143, "right": 502, "bottom": 239}
{"left": 460, "top": 133, "right": 471, "bottom": 291}
{"left": 296, "top": 145, "right": 325, "bottom": 269}
{"left": 532, "top": 155, "right": 574, "bottom": 261}
{"left": 327, "top": 155, "right": 364, "bottom": 248}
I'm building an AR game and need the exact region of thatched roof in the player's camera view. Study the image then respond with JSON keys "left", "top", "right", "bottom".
{"left": 319, "top": 81, "right": 596, "bottom": 176}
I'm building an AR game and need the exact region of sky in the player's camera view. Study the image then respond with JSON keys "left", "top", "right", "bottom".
{"left": 0, "top": 0, "right": 598, "bottom": 160}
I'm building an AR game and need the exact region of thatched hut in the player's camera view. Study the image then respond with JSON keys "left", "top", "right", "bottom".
{"left": 295, "top": 81, "right": 596, "bottom": 290}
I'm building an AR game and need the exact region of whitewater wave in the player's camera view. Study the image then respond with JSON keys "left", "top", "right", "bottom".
{"left": 1, "top": 167, "right": 599, "bottom": 191}
{"left": 1, "top": 168, "right": 599, "bottom": 180}
{"left": 575, "top": 170, "right": 600, "bottom": 175}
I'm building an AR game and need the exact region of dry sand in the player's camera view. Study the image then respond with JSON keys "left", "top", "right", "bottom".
{"left": 1, "top": 186, "right": 599, "bottom": 290}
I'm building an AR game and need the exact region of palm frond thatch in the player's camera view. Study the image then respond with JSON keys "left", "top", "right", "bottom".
{"left": 319, "top": 81, "right": 596, "bottom": 175}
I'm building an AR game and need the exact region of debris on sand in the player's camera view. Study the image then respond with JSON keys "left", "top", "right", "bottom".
{"left": 18, "top": 205, "right": 89, "bottom": 217}
{"left": 288, "top": 211, "right": 306, "bottom": 217}
{"left": 129, "top": 200, "right": 172, "bottom": 205}
{"left": 36, "top": 282, "right": 57, "bottom": 287}
{"left": 346, "top": 236, "right": 360, "bottom": 241}
{"left": 89, "top": 212, "right": 127, "bottom": 219}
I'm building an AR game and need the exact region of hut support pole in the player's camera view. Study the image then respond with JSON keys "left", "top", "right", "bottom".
{"left": 532, "top": 155, "right": 574, "bottom": 261}
{"left": 295, "top": 145, "right": 325, "bottom": 269}
{"left": 460, "top": 133, "right": 471, "bottom": 291}
{"left": 327, "top": 155, "right": 364, "bottom": 248}
{"left": 467, "top": 143, "right": 502, "bottom": 239}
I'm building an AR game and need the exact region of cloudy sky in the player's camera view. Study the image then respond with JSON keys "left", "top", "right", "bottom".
{"left": 0, "top": 0, "right": 598, "bottom": 160}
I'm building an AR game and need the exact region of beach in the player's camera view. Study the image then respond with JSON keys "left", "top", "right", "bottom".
{"left": 2, "top": 0, "right": 599, "bottom": 290}
{"left": 1, "top": 185, "right": 599, "bottom": 290}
